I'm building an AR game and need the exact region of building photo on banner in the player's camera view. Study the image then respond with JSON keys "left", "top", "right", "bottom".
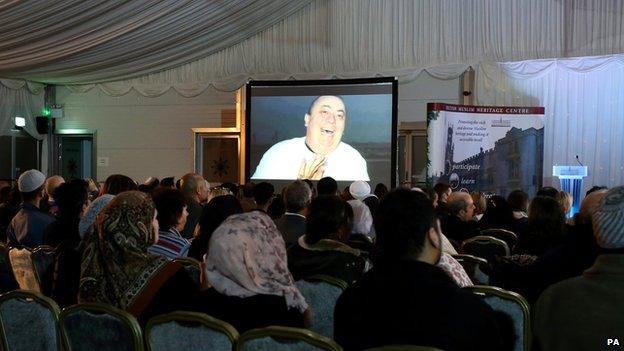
{"left": 427, "top": 103, "right": 545, "bottom": 197}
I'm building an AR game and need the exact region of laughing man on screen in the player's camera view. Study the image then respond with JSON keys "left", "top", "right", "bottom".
{"left": 251, "top": 95, "right": 369, "bottom": 181}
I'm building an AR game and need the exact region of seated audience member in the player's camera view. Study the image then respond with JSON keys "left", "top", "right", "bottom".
{"left": 7, "top": 170, "right": 55, "bottom": 248}
{"left": 79, "top": 191, "right": 211, "bottom": 326}
{"left": 433, "top": 182, "right": 452, "bottom": 215}
{"left": 138, "top": 177, "right": 160, "bottom": 194}
{"left": 239, "top": 183, "right": 256, "bottom": 212}
{"left": 100, "top": 174, "right": 138, "bottom": 195}
{"left": 536, "top": 186, "right": 559, "bottom": 199}
{"left": 203, "top": 211, "right": 309, "bottom": 332}
{"left": 267, "top": 192, "right": 286, "bottom": 220}
{"left": 586, "top": 185, "right": 607, "bottom": 197}
{"left": 42, "top": 179, "right": 89, "bottom": 306}
{"left": 438, "top": 251, "right": 473, "bottom": 287}
{"left": 302, "top": 179, "right": 317, "bottom": 198}
{"left": 317, "top": 176, "right": 338, "bottom": 196}
{"left": 220, "top": 182, "right": 239, "bottom": 198}
{"left": 439, "top": 191, "right": 479, "bottom": 244}
{"left": 78, "top": 194, "right": 115, "bottom": 239}
{"left": 252, "top": 182, "right": 274, "bottom": 213}
{"left": 288, "top": 195, "right": 367, "bottom": 285}
{"left": 179, "top": 173, "right": 209, "bottom": 239}
{"left": 507, "top": 189, "right": 529, "bottom": 220}
{"left": 515, "top": 196, "right": 567, "bottom": 255}
{"left": 160, "top": 177, "right": 175, "bottom": 189}
{"left": 41, "top": 175, "right": 65, "bottom": 217}
{"left": 533, "top": 186, "right": 624, "bottom": 351}
{"left": 478, "top": 195, "right": 517, "bottom": 232}
{"left": 470, "top": 191, "right": 487, "bottom": 221}
{"left": 334, "top": 189, "right": 502, "bottom": 351}
{"left": 187, "top": 194, "right": 242, "bottom": 261}
{"left": 374, "top": 183, "right": 388, "bottom": 200}
{"left": 275, "top": 181, "right": 312, "bottom": 247}
{"left": 347, "top": 181, "right": 374, "bottom": 239}
{"left": 85, "top": 178, "right": 100, "bottom": 201}
{"left": 148, "top": 189, "right": 191, "bottom": 259}
{"left": 557, "top": 191, "right": 573, "bottom": 219}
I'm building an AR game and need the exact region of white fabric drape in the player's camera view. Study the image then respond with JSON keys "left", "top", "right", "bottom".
{"left": 475, "top": 54, "right": 624, "bottom": 192}
{"left": 0, "top": 80, "right": 45, "bottom": 139}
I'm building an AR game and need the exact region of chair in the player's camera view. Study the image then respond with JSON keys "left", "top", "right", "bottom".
{"left": 59, "top": 302, "right": 144, "bottom": 351}
{"left": 295, "top": 274, "right": 347, "bottom": 339}
{"left": 236, "top": 326, "right": 342, "bottom": 351}
{"left": 464, "top": 285, "right": 530, "bottom": 351}
{"left": 452, "top": 254, "right": 490, "bottom": 285}
{"left": 145, "top": 311, "right": 238, "bottom": 351}
{"left": 8, "top": 247, "right": 40, "bottom": 292}
{"left": 31, "top": 245, "right": 56, "bottom": 296}
{"left": 0, "top": 290, "right": 61, "bottom": 351}
{"left": 480, "top": 229, "right": 518, "bottom": 251}
{"left": 173, "top": 257, "right": 201, "bottom": 286}
{"left": 364, "top": 345, "right": 444, "bottom": 351}
{"left": 460, "top": 236, "right": 509, "bottom": 263}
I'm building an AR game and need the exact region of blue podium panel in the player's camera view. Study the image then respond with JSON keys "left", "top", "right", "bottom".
{"left": 553, "top": 166, "right": 588, "bottom": 218}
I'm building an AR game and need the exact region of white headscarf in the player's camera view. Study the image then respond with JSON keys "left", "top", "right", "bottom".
{"left": 347, "top": 199, "right": 373, "bottom": 237}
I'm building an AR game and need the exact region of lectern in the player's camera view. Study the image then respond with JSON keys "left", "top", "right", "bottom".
{"left": 553, "top": 165, "right": 588, "bottom": 217}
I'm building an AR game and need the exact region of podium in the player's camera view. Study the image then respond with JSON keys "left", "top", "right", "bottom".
{"left": 553, "top": 165, "right": 588, "bottom": 217}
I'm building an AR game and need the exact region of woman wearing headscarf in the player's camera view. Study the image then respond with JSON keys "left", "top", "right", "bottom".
{"left": 78, "top": 194, "right": 115, "bottom": 239}
{"left": 203, "top": 210, "right": 310, "bottom": 332}
{"left": 79, "top": 191, "right": 210, "bottom": 325}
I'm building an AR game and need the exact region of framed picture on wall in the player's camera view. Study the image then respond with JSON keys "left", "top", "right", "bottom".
{"left": 193, "top": 132, "right": 240, "bottom": 184}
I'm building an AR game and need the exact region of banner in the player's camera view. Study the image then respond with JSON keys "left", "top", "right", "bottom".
{"left": 427, "top": 103, "right": 545, "bottom": 197}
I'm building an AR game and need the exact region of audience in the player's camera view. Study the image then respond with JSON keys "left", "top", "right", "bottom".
{"left": 43, "top": 179, "right": 89, "bottom": 247}
{"left": 536, "top": 186, "right": 559, "bottom": 199}
{"left": 334, "top": 189, "right": 502, "bottom": 350}
{"left": 515, "top": 196, "right": 567, "bottom": 255}
{"left": 7, "top": 170, "right": 55, "bottom": 248}
{"left": 533, "top": 186, "right": 624, "bottom": 351}
{"left": 239, "top": 183, "right": 256, "bottom": 212}
{"left": 100, "top": 174, "right": 138, "bottom": 195}
{"left": 433, "top": 182, "right": 452, "bottom": 214}
{"left": 478, "top": 195, "right": 517, "bottom": 232}
{"left": 252, "top": 182, "right": 274, "bottom": 213}
{"left": 373, "top": 182, "right": 388, "bottom": 199}
{"left": 187, "top": 194, "right": 242, "bottom": 261}
{"left": 317, "top": 176, "right": 338, "bottom": 196}
{"left": 78, "top": 194, "right": 114, "bottom": 239}
{"left": 179, "top": 173, "right": 209, "bottom": 239}
{"left": 439, "top": 191, "right": 479, "bottom": 245}
{"left": 203, "top": 210, "right": 309, "bottom": 332}
{"left": 148, "top": 189, "right": 191, "bottom": 259}
{"left": 347, "top": 181, "right": 374, "bottom": 239}
{"left": 507, "top": 189, "right": 529, "bottom": 220}
{"left": 41, "top": 175, "right": 65, "bottom": 217}
{"left": 470, "top": 191, "right": 487, "bottom": 221}
{"left": 275, "top": 181, "right": 311, "bottom": 247}
{"left": 288, "top": 195, "right": 367, "bottom": 285}
{"left": 557, "top": 190, "right": 573, "bottom": 218}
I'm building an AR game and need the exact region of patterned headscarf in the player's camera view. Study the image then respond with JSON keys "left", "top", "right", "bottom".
{"left": 79, "top": 194, "right": 115, "bottom": 239}
{"left": 79, "top": 191, "right": 169, "bottom": 312}
{"left": 205, "top": 211, "right": 308, "bottom": 313}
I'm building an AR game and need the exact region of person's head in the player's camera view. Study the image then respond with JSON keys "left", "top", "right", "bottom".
{"left": 302, "top": 179, "right": 317, "bottom": 198}
{"left": 45, "top": 175, "right": 65, "bottom": 199}
{"left": 97, "top": 191, "right": 158, "bottom": 247}
{"left": 55, "top": 179, "right": 89, "bottom": 221}
{"left": 79, "top": 194, "right": 115, "bottom": 239}
{"left": 317, "top": 176, "right": 338, "bottom": 196}
{"left": 420, "top": 187, "right": 438, "bottom": 208}
{"left": 180, "top": 173, "right": 209, "bottom": 203}
{"left": 220, "top": 182, "right": 239, "bottom": 198}
{"left": 470, "top": 192, "right": 487, "bottom": 216}
{"left": 536, "top": 186, "right": 559, "bottom": 199}
{"left": 208, "top": 186, "right": 233, "bottom": 202}
{"left": 557, "top": 191, "right": 573, "bottom": 215}
{"left": 242, "top": 183, "right": 255, "bottom": 198}
{"left": 528, "top": 196, "right": 565, "bottom": 236}
{"left": 85, "top": 178, "right": 100, "bottom": 200}
{"left": 434, "top": 182, "right": 452, "bottom": 203}
{"left": 194, "top": 195, "right": 243, "bottom": 258}
{"left": 152, "top": 188, "right": 188, "bottom": 232}
{"left": 283, "top": 180, "right": 312, "bottom": 214}
{"left": 586, "top": 186, "right": 607, "bottom": 197}
{"left": 591, "top": 186, "right": 624, "bottom": 249}
{"left": 101, "top": 174, "right": 138, "bottom": 195}
{"left": 18, "top": 169, "right": 47, "bottom": 203}
{"left": 304, "top": 95, "right": 346, "bottom": 156}
{"left": 480, "top": 195, "right": 515, "bottom": 230}
{"left": 374, "top": 189, "right": 440, "bottom": 264}
{"left": 374, "top": 183, "right": 389, "bottom": 199}
{"left": 349, "top": 181, "right": 371, "bottom": 201}
{"left": 507, "top": 189, "right": 529, "bottom": 212}
{"left": 447, "top": 191, "right": 475, "bottom": 221}
{"left": 578, "top": 189, "right": 608, "bottom": 225}
{"left": 160, "top": 177, "right": 175, "bottom": 189}
{"left": 253, "top": 182, "right": 274, "bottom": 210}
{"left": 306, "top": 195, "right": 353, "bottom": 244}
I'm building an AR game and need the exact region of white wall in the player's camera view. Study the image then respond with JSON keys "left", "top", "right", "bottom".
{"left": 55, "top": 73, "right": 460, "bottom": 182}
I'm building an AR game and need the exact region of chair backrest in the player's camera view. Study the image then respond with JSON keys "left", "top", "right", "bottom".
{"left": 31, "top": 245, "right": 56, "bottom": 296}
{"left": 8, "top": 247, "right": 40, "bottom": 292}
{"left": 59, "top": 302, "right": 144, "bottom": 351}
{"left": 146, "top": 311, "right": 238, "bottom": 351}
{"left": 0, "top": 290, "right": 61, "bottom": 351}
{"left": 236, "top": 326, "right": 342, "bottom": 351}
{"left": 464, "top": 285, "right": 530, "bottom": 351}
{"left": 460, "top": 235, "right": 510, "bottom": 263}
{"left": 173, "top": 257, "right": 201, "bottom": 286}
{"left": 295, "top": 275, "right": 347, "bottom": 339}
{"left": 480, "top": 229, "right": 518, "bottom": 251}
{"left": 364, "top": 345, "right": 445, "bottom": 351}
{"left": 452, "top": 254, "right": 490, "bottom": 285}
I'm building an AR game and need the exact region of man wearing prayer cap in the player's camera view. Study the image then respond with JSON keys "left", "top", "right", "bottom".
{"left": 7, "top": 170, "right": 55, "bottom": 247}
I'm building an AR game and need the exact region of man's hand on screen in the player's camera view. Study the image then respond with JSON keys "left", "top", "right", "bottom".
{"left": 298, "top": 155, "right": 326, "bottom": 180}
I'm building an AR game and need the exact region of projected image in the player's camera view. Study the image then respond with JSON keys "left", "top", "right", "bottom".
{"left": 247, "top": 79, "right": 396, "bottom": 186}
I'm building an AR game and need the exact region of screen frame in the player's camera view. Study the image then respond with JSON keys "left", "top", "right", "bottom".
{"left": 245, "top": 77, "right": 398, "bottom": 188}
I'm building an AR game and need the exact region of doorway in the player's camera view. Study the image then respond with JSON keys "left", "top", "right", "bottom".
{"left": 53, "top": 130, "right": 96, "bottom": 180}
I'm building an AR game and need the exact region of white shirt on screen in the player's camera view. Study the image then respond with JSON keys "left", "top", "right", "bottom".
{"left": 251, "top": 137, "right": 369, "bottom": 181}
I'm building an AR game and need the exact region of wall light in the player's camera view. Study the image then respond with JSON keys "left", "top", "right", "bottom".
{"left": 14, "top": 116, "right": 26, "bottom": 127}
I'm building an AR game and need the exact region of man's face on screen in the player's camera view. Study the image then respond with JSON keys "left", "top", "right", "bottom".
{"left": 304, "top": 95, "right": 346, "bottom": 156}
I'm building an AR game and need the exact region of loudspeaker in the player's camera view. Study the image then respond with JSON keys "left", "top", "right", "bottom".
{"left": 36, "top": 116, "right": 49, "bottom": 134}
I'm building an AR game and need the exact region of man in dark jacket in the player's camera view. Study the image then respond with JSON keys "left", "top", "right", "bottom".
{"left": 334, "top": 188, "right": 502, "bottom": 351}
{"left": 275, "top": 180, "right": 311, "bottom": 247}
